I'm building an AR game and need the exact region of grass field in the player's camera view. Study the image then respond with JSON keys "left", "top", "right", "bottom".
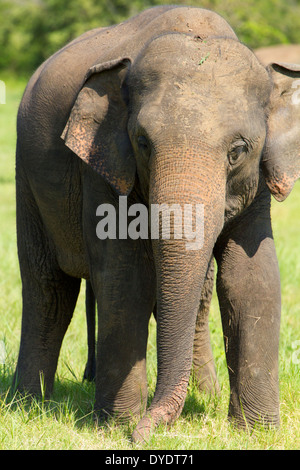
{"left": 0, "top": 77, "right": 299, "bottom": 450}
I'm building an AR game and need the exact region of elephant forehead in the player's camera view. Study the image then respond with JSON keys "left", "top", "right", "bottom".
{"left": 131, "top": 34, "right": 271, "bottom": 100}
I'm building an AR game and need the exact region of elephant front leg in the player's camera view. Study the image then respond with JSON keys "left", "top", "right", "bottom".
{"left": 91, "top": 240, "right": 156, "bottom": 421}
{"left": 215, "top": 200, "right": 281, "bottom": 428}
{"left": 193, "top": 257, "right": 220, "bottom": 394}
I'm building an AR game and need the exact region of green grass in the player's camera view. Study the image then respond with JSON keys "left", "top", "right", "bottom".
{"left": 0, "top": 76, "right": 299, "bottom": 450}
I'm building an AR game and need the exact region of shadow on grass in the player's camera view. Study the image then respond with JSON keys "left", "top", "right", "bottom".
{"left": 0, "top": 367, "right": 222, "bottom": 443}
{"left": 1, "top": 371, "right": 140, "bottom": 445}
{"left": 0, "top": 370, "right": 98, "bottom": 430}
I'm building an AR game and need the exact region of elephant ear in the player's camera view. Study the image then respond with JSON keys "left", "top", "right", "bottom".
{"left": 262, "top": 62, "right": 300, "bottom": 201}
{"left": 61, "top": 58, "right": 135, "bottom": 195}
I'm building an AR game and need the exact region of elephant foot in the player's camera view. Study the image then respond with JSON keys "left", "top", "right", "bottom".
{"left": 83, "top": 357, "right": 96, "bottom": 382}
{"left": 12, "top": 366, "right": 54, "bottom": 399}
{"left": 94, "top": 403, "right": 146, "bottom": 425}
{"left": 192, "top": 361, "right": 220, "bottom": 395}
{"left": 94, "top": 389, "right": 148, "bottom": 425}
{"left": 228, "top": 391, "right": 280, "bottom": 430}
{"left": 228, "top": 408, "right": 280, "bottom": 431}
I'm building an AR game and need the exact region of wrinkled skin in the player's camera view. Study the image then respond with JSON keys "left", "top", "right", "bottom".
{"left": 83, "top": 260, "right": 219, "bottom": 393}
{"left": 14, "top": 6, "right": 300, "bottom": 443}
{"left": 83, "top": 261, "right": 219, "bottom": 393}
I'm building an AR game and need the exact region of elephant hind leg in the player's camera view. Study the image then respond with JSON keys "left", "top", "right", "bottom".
{"left": 14, "top": 178, "right": 81, "bottom": 396}
{"left": 83, "top": 280, "right": 96, "bottom": 382}
{"left": 192, "top": 257, "right": 220, "bottom": 394}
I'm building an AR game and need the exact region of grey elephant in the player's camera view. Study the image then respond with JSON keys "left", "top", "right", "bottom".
{"left": 14, "top": 6, "right": 300, "bottom": 443}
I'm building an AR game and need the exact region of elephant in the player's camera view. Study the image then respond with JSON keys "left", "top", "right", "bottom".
{"left": 14, "top": 5, "right": 300, "bottom": 443}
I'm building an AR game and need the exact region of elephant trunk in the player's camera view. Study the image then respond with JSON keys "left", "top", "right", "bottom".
{"left": 132, "top": 142, "right": 225, "bottom": 442}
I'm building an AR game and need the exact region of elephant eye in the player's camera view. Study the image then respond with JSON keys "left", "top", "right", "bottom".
{"left": 228, "top": 140, "right": 249, "bottom": 166}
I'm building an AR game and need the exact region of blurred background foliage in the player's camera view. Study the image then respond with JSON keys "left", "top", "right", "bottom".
{"left": 0, "top": 0, "right": 300, "bottom": 75}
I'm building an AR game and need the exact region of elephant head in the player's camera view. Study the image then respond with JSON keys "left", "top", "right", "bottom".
{"left": 61, "top": 33, "right": 300, "bottom": 439}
